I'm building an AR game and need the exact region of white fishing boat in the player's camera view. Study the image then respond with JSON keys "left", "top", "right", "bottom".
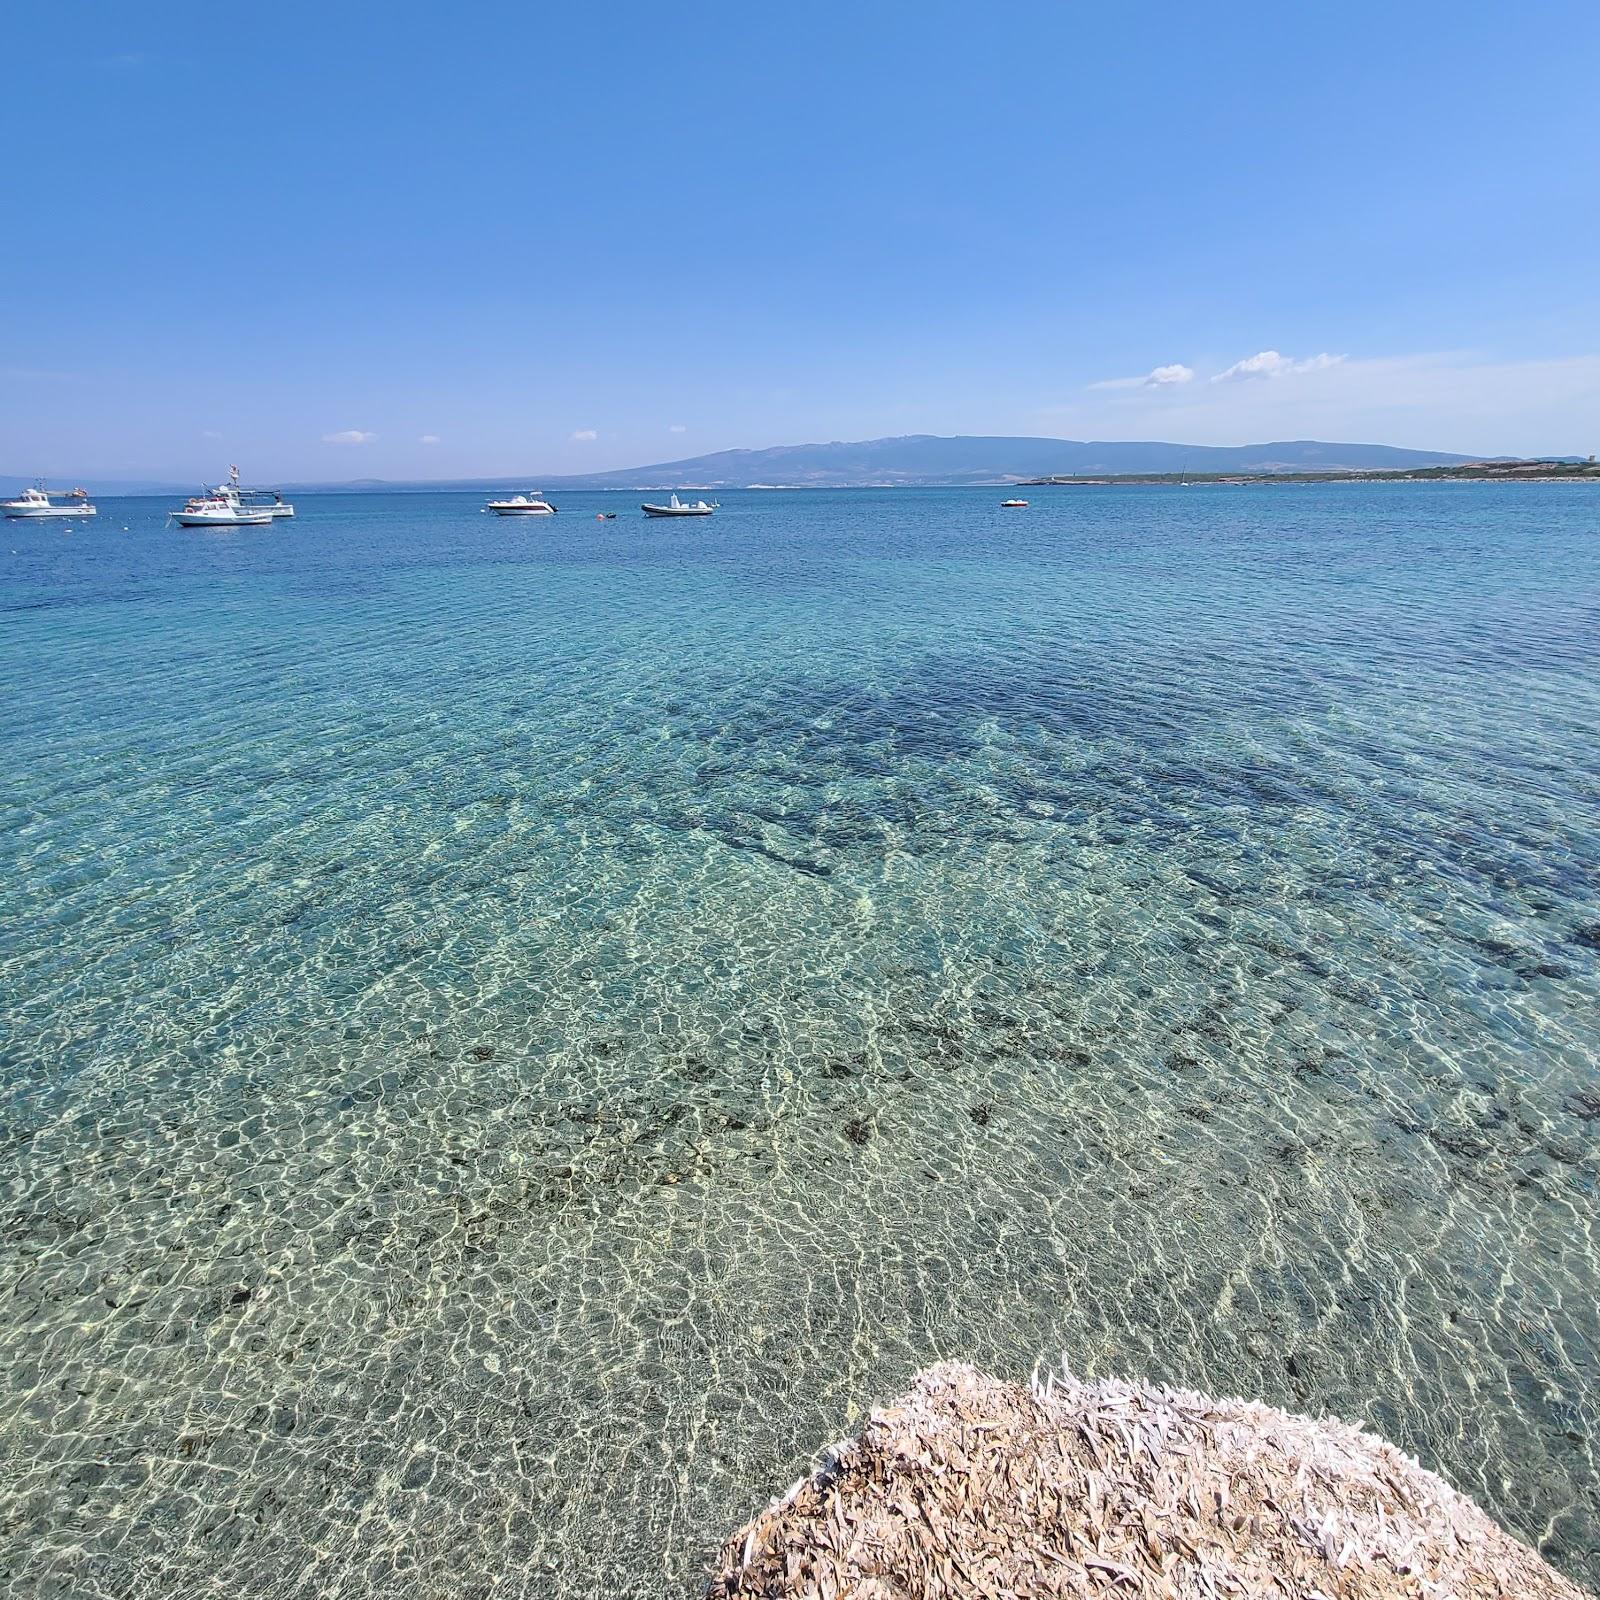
{"left": 170, "top": 466, "right": 280, "bottom": 526}
{"left": 224, "top": 466, "right": 294, "bottom": 517}
{"left": 641, "top": 494, "right": 717, "bottom": 518}
{"left": 1000, "top": 498, "right": 1029, "bottom": 508}
{"left": 3, "top": 482, "right": 96, "bottom": 518}
{"left": 171, "top": 490, "right": 273, "bottom": 527}
{"left": 237, "top": 488, "right": 295, "bottom": 518}
{"left": 485, "top": 494, "right": 556, "bottom": 516}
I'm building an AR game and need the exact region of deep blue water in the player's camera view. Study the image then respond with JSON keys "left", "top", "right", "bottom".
{"left": 3, "top": 485, "right": 1599, "bottom": 1596}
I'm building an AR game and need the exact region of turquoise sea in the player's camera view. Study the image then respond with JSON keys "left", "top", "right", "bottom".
{"left": 3, "top": 484, "right": 1598, "bottom": 1596}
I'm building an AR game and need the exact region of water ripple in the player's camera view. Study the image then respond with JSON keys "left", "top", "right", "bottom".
{"left": 2, "top": 485, "right": 1598, "bottom": 1597}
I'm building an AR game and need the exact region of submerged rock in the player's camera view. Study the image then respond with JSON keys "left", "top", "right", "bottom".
{"left": 707, "top": 1362, "right": 1586, "bottom": 1598}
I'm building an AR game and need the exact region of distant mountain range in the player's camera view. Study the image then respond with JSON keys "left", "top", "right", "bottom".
{"left": 314, "top": 435, "right": 1486, "bottom": 490}
{"left": 530, "top": 435, "right": 1480, "bottom": 489}
{"left": 3, "top": 436, "right": 1491, "bottom": 496}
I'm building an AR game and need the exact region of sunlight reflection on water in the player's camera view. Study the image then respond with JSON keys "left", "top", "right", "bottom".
{"left": 2, "top": 485, "right": 1598, "bottom": 1596}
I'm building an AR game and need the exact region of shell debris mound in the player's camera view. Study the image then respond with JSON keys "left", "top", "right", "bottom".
{"left": 707, "top": 1361, "right": 1589, "bottom": 1599}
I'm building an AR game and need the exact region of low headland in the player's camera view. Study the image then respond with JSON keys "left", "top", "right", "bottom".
{"left": 708, "top": 1362, "right": 1588, "bottom": 1599}
{"left": 1021, "top": 458, "right": 1600, "bottom": 486}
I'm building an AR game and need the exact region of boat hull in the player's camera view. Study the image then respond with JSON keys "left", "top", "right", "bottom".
{"left": 173, "top": 510, "right": 273, "bottom": 527}
{"left": 490, "top": 506, "right": 555, "bottom": 516}
{"left": 642, "top": 505, "right": 714, "bottom": 517}
{"left": 4, "top": 504, "right": 96, "bottom": 518}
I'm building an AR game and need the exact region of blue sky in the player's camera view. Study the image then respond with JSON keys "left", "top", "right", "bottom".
{"left": 4, "top": 0, "right": 1599, "bottom": 479}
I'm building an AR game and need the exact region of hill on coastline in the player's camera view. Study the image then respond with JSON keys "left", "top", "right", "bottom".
{"left": 2, "top": 436, "right": 1487, "bottom": 496}
{"left": 298, "top": 435, "right": 1482, "bottom": 492}
{"left": 535, "top": 435, "right": 1477, "bottom": 489}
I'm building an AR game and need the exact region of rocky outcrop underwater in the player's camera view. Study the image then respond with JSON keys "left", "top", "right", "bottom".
{"left": 707, "top": 1362, "right": 1588, "bottom": 1599}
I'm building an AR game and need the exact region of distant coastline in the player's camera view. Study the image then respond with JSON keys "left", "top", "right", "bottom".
{"left": 10, "top": 467, "right": 1597, "bottom": 497}
{"left": 8, "top": 436, "right": 1595, "bottom": 498}
{"left": 1020, "top": 459, "right": 1600, "bottom": 487}
{"left": 8, "top": 433, "right": 1553, "bottom": 497}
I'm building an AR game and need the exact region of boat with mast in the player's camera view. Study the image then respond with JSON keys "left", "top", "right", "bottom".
{"left": 230, "top": 467, "right": 294, "bottom": 518}
{"left": 170, "top": 466, "right": 282, "bottom": 527}
{"left": 3, "top": 482, "right": 96, "bottom": 518}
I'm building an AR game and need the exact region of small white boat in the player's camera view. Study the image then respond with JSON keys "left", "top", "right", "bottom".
{"left": 1000, "top": 498, "right": 1028, "bottom": 508}
{"left": 641, "top": 494, "right": 717, "bottom": 518}
{"left": 485, "top": 494, "right": 556, "bottom": 516}
{"left": 3, "top": 483, "right": 96, "bottom": 518}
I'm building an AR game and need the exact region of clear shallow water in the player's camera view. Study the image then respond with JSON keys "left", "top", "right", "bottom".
{"left": 2, "top": 484, "right": 1598, "bottom": 1597}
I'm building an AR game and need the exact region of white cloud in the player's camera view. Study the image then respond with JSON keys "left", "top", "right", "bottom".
{"left": 1040, "top": 351, "right": 1600, "bottom": 459}
{"left": 668, "top": 423, "right": 687, "bottom": 433}
{"left": 1090, "top": 362, "right": 1196, "bottom": 391}
{"left": 322, "top": 429, "right": 377, "bottom": 445}
{"left": 201, "top": 429, "right": 222, "bottom": 440}
{"left": 1212, "top": 350, "right": 1346, "bottom": 382}
{"left": 418, "top": 434, "right": 441, "bottom": 445}
{"left": 570, "top": 428, "right": 598, "bottom": 442}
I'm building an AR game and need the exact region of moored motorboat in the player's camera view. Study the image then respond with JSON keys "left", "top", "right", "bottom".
{"left": 641, "top": 493, "right": 716, "bottom": 517}
{"left": 1001, "top": 498, "right": 1028, "bottom": 508}
{"left": 237, "top": 489, "right": 294, "bottom": 518}
{"left": 170, "top": 466, "right": 280, "bottom": 526}
{"left": 225, "top": 466, "right": 294, "bottom": 517}
{"left": 3, "top": 483, "right": 96, "bottom": 518}
{"left": 171, "top": 490, "right": 274, "bottom": 527}
{"left": 485, "top": 493, "right": 556, "bottom": 516}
